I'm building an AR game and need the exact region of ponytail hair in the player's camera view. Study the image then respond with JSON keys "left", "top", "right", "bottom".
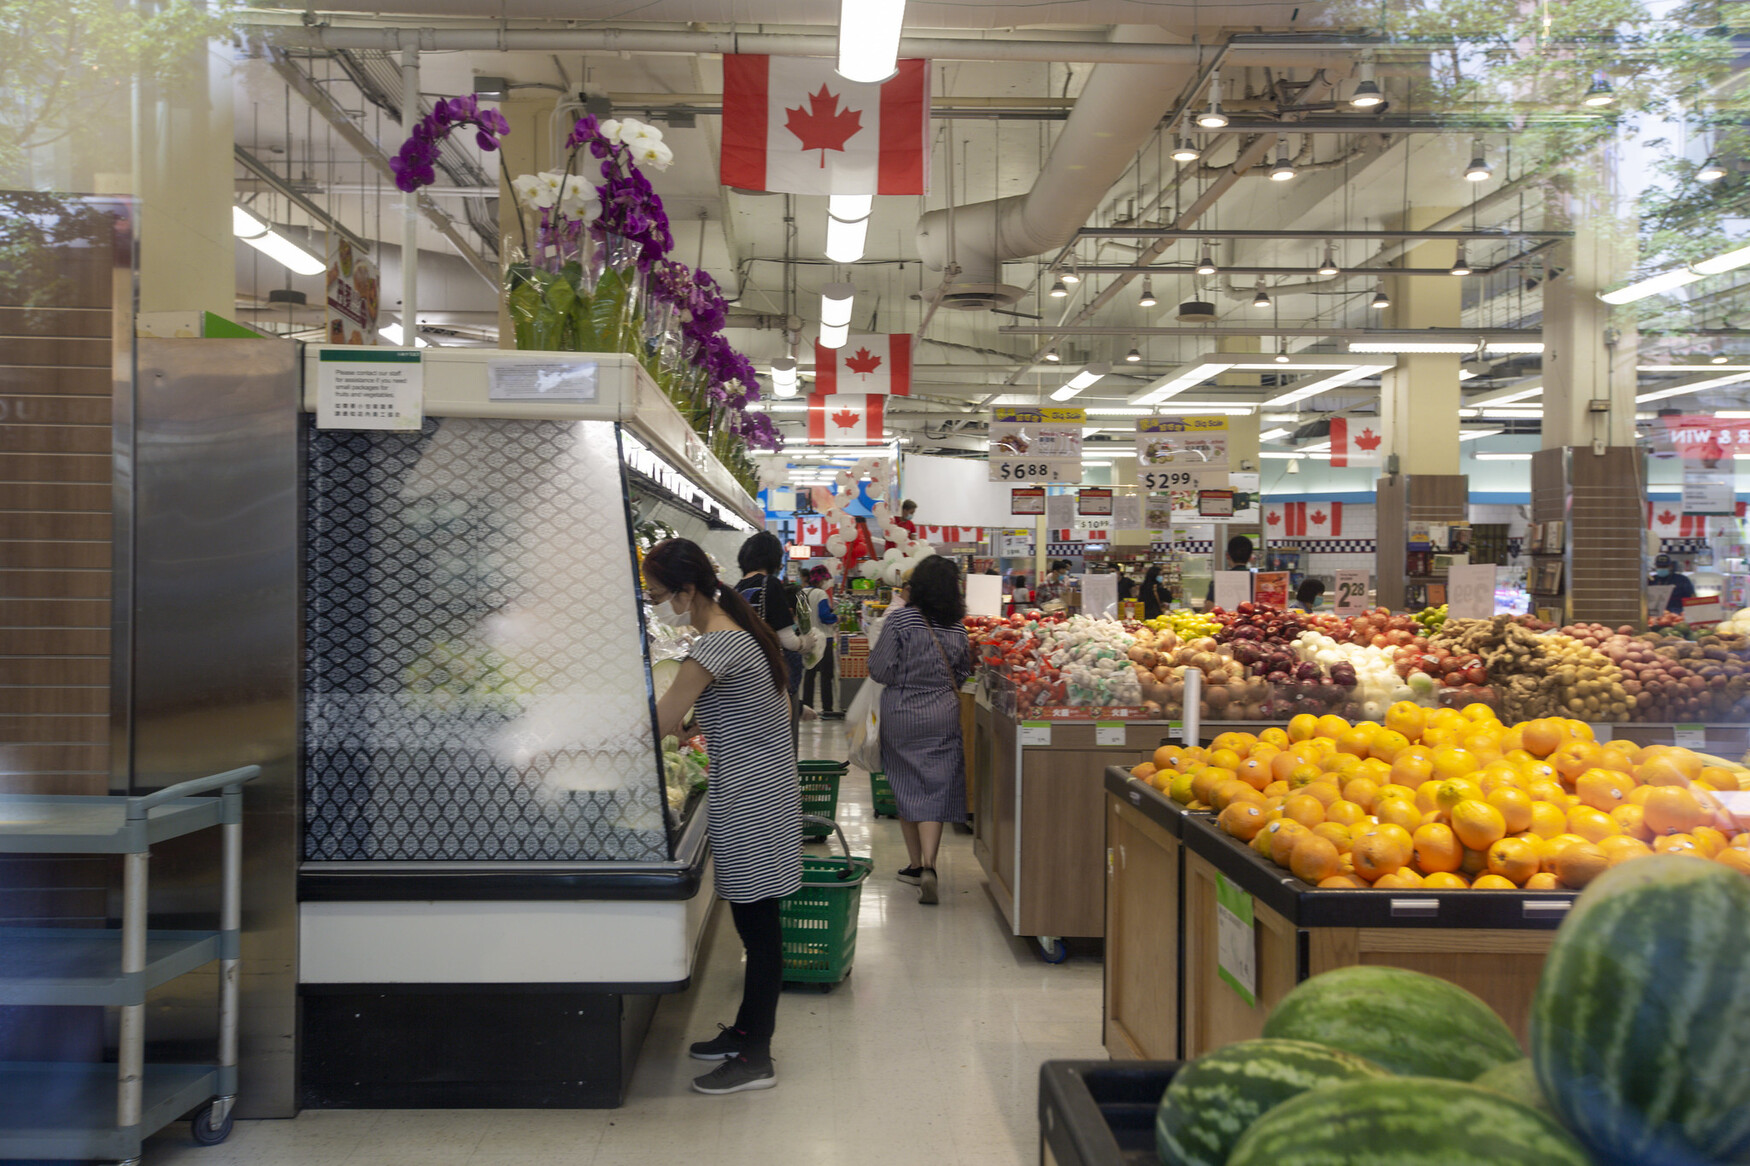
{"left": 643, "top": 538, "right": 788, "bottom": 692}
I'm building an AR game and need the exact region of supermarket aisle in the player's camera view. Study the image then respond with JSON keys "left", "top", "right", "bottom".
{"left": 142, "top": 718, "right": 1105, "bottom": 1166}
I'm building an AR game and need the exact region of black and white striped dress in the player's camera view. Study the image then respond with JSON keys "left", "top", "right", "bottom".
{"left": 689, "top": 629, "right": 803, "bottom": 903}
{"left": 868, "top": 606, "right": 975, "bottom": 823}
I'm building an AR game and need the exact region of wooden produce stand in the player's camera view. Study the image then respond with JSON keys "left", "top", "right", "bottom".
{"left": 1104, "top": 767, "right": 1194, "bottom": 1061}
{"left": 971, "top": 677, "right": 1173, "bottom": 962}
{"left": 1176, "top": 812, "right": 1574, "bottom": 1057}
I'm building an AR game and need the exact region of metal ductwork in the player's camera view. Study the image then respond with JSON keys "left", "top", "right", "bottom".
{"left": 914, "top": 26, "right": 1196, "bottom": 311}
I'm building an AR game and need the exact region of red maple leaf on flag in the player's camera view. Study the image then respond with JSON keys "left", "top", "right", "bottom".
{"left": 844, "top": 347, "right": 883, "bottom": 377}
{"left": 831, "top": 407, "right": 861, "bottom": 430}
{"left": 1310, "top": 510, "right": 1328, "bottom": 526}
{"left": 1354, "top": 428, "right": 1383, "bottom": 451}
{"left": 1658, "top": 509, "right": 1678, "bottom": 525}
{"left": 1266, "top": 511, "right": 1281, "bottom": 525}
{"left": 785, "top": 86, "right": 863, "bottom": 167}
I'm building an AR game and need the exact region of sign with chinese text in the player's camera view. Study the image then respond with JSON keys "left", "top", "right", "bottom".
{"left": 1077, "top": 488, "right": 1113, "bottom": 516}
{"left": 989, "top": 407, "right": 1084, "bottom": 482}
{"left": 1011, "top": 487, "right": 1046, "bottom": 516}
{"left": 316, "top": 348, "right": 422, "bottom": 431}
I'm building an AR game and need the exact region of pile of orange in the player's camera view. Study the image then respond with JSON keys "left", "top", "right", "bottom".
{"left": 1128, "top": 704, "right": 1750, "bottom": 890}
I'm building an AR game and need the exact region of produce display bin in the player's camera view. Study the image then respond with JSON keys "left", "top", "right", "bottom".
{"left": 798, "top": 761, "right": 847, "bottom": 839}
{"left": 1103, "top": 768, "right": 1193, "bottom": 1061}
{"left": 869, "top": 770, "right": 898, "bottom": 818}
{"left": 1175, "top": 809, "right": 1574, "bottom": 1058}
{"left": 1038, "top": 1059, "right": 1179, "bottom": 1166}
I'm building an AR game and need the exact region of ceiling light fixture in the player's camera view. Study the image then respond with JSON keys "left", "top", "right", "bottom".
{"left": 1697, "top": 156, "right": 1728, "bottom": 183}
{"left": 1043, "top": 346, "right": 1061, "bottom": 362}
{"left": 1125, "top": 346, "right": 1143, "bottom": 363}
{"left": 377, "top": 321, "right": 429, "bottom": 348}
{"left": 1450, "top": 243, "right": 1472, "bottom": 276}
{"left": 1170, "top": 133, "right": 1202, "bottom": 163}
{"left": 1350, "top": 57, "right": 1384, "bottom": 108}
{"left": 1464, "top": 142, "right": 1493, "bottom": 182}
{"left": 1252, "top": 280, "right": 1272, "bottom": 309}
{"left": 1261, "top": 363, "right": 1393, "bottom": 408}
{"left": 1259, "top": 428, "right": 1291, "bottom": 441}
{"left": 1599, "top": 268, "right": 1704, "bottom": 304}
{"left": 232, "top": 205, "right": 326, "bottom": 276}
{"left": 818, "top": 281, "right": 856, "bottom": 349}
{"left": 836, "top": 0, "right": 906, "bottom": 84}
{"left": 1196, "top": 71, "right": 1229, "bottom": 129}
{"left": 1050, "top": 362, "right": 1111, "bottom": 401}
{"left": 823, "top": 194, "right": 873, "bottom": 263}
{"left": 1712, "top": 353, "right": 1730, "bottom": 364}
{"left": 1138, "top": 276, "right": 1158, "bottom": 307}
{"left": 1048, "top": 276, "right": 1069, "bottom": 298}
{"left": 1195, "top": 247, "right": 1218, "bottom": 276}
{"left": 1473, "top": 452, "right": 1534, "bottom": 460}
{"left": 1269, "top": 138, "right": 1295, "bottom": 181}
{"left": 1317, "top": 244, "right": 1340, "bottom": 276}
{"left": 1369, "top": 284, "right": 1391, "bottom": 310}
{"left": 770, "top": 357, "right": 799, "bottom": 397}
{"left": 1582, "top": 72, "right": 1615, "bottom": 107}
{"left": 1061, "top": 262, "right": 1081, "bottom": 286}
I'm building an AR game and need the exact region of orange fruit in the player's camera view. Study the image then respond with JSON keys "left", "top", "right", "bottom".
{"left": 1151, "top": 746, "right": 1178, "bottom": 770}
{"left": 1551, "top": 740, "right": 1602, "bottom": 784}
{"left": 1317, "top": 873, "right": 1369, "bottom": 888}
{"left": 1236, "top": 756, "right": 1274, "bottom": 790}
{"left": 1435, "top": 777, "right": 1485, "bottom": 814}
{"left": 1520, "top": 719, "right": 1564, "bottom": 758}
{"left": 1575, "top": 768, "right": 1634, "bottom": 813}
{"left": 1380, "top": 782, "right": 1421, "bottom": 805}
{"left": 1312, "top": 822, "right": 1354, "bottom": 853}
{"left": 1692, "top": 826, "right": 1728, "bottom": 858}
{"left": 1598, "top": 835, "right": 1654, "bottom": 867}
{"left": 1384, "top": 701, "right": 1427, "bottom": 742}
{"left": 1732, "top": 832, "right": 1750, "bottom": 851}
{"left": 1314, "top": 714, "right": 1351, "bottom": 740}
{"left": 1301, "top": 781, "right": 1343, "bottom": 808}
{"left": 1371, "top": 871, "right": 1418, "bottom": 889}
{"left": 1369, "top": 729, "right": 1412, "bottom": 763}
{"left": 1411, "top": 822, "right": 1463, "bottom": 875}
{"left": 1451, "top": 799, "right": 1507, "bottom": 851}
{"left": 1699, "top": 765, "right": 1736, "bottom": 790}
{"left": 1430, "top": 747, "right": 1484, "bottom": 783}
{"left": 1527, "top": 800, "right": 1568, "bottom": 839}
{"left": 1219, "top": 801, "right": 1269, "bottom": 841}
{"left": 1260, "top": 727, "right": 1290, "bottom": 749}
{"left": 1266, "top": 819, "right": 1313, "bottom": 867}
{"left": 1264, "top": 780, "right": 1291, "bottom": 799}
{"left": 1269, "top": 751, "right": 1302, "bottom": 784}
{"left": 1212, "top": 731, "right": 1257, "bottom": 756}
{"left": 1375, "top": 797, "right": 1423, "bottom": 832}
{"left": 1213, "top": 780, "right": 1266, "bottom": 812}
{"left": 1282, "top": 793, "right": 1327, "bottom": 828}
{"left": 1715, "top": 849, "right": 1750, "bottom": 877}
{"left": 1644, "top": 787, "right": 1709, "bottom": 836}
{"left": 1390, "top": 751, "right": 1436, "bottom": 788}
{"left": 1486, "top": 787, "right": 1534, "bottom": 834}
{"left": 1486, "top": 837, "right": 1540, "bottom": 885}
{"left": 1289, "top": 834, "right": 1344, "bottom": 883}
{"left": 1460, "top": 846, "right": 1490, "bottom": 877}
{"left": 1342, "top": 778, "right": 1380, "bottom": 813}
{"left": 1627, "top": 785, "right": 1654, "bottom": 807}
{"left": 1422, "top": 871, "right": 1470, "bottom": 889}
{"left": 1287, "top": 713, "right": 1319, "bottom": 742}
{"left": 1477, "top": 762, "right": 1524, "bottom": 794}
{"left": 1541, "top": 833, "right": 1589, "bottom": 872}
{"left": 1335, "top": 727, "right": 1374, "bottom": 757}
{"left": 1566, "top": 805, "right": 1620, "bottom": 844}
{"left": 1325, "top": 799, "right": 1368, "bottom": 827}
{"left": 1610, "top": 803, "right": 1652, "bottom": 841}
{"left": 1352, "top": 824, "right": 1414, "bottom": 881}
{"left": 1320, "top": 754, "right": 1365, "bottom": 781}
{"left": 1415, "top": 780, "right": 1445, "bottom": 814}
{"left": 1554, "top": 840, "right": 1609, "bottom": 888}
{"left": 1654, "top": 833, "right": 1703, "bottom": 857}
{"left": 1527, "top": 778, "right": 1568, "bottom": 806}
{"left": 1472, "top": 874, "right": 1518, "bottom": 889}
{"left": 1209, "top": 748, "right": 1244, "bottom": 772}
{"left": 1192, "top": 767, "right": 1235, "bottom": 805}
{"left": 1524, "top": 871, "right": 1562, "bottom": 890}
{"left": 1287, "top": 763, "right": 1324, "bottom": 788}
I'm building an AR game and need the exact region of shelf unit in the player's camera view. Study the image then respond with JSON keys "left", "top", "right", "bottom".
{"left": 0, "top": 766, "right": 258, "bottom": 1165}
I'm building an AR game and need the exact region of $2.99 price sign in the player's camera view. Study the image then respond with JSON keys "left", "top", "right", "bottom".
{"left": 1141, "top": 467, "right": 1222, "bottom": 491}
{"left": 992, "top": 458, "right": 1076, "bottom": 482}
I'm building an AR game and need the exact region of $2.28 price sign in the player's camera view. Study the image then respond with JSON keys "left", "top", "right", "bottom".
{"left": 1333, "top": 569, "right": 1369, "bottom": 616}
{"left": 991, "top": 459, "right": 1076, "bottom": 482}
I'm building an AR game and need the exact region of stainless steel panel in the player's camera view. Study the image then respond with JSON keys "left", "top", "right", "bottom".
{"left": 130, "top": 338, "right": 300, "bottom": 1118}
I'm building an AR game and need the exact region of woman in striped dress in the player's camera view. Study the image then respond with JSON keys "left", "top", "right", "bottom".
{"left": 646, "top": 538, "right": 801, "bottom": 1096}
{"left": 868, "top": 555, "right": 974, "bottom": 904}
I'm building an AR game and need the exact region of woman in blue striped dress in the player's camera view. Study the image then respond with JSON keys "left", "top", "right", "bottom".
{"left": 646, "top": 539, "right": 801, "bottom": 1095}
{"left": 868, "top": 555, "right": 974, "bottom": 905}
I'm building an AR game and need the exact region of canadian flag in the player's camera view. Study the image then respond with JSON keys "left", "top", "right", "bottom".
{"left": 815, "top": 334, "right": 911, "bottom": 395}
{"left": 1329, "top": 417, "right": 1383, "bottom": 468}
{"left": 1265, "top": 501, "right": 1344, "bottom": 537}
{"left": 797, "top": 515, "right": 845, "bottom": 546}
{"left": 808, "top": 393, "right": 886, "bottom": 444}
{"left": 1648, "top": 503, "right": 1708, "bottom": 538}
{"left": 721, "top": 56, "right": 930, "bottom": 195}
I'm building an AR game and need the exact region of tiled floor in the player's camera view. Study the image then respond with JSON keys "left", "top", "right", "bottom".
{"left": 142, "top": 718, "right": 1105, "bottom": 1165}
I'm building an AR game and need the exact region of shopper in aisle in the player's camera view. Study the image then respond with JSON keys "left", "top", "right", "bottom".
{"left": 868, "top": 555, "right": 974, "bottom": 905}
{"left": 1293, "top": 578, "right": 1326, "bottom": 612}
{"left": 1204, "top": 535, "right": 1255, "bottom": 606}
{"left": 1138, "top": 565, "right": 1171, "bottom": 619}
{"left": 1649, "top": 554, "right": 1697, "bottom": 614}
{"left": 799, "top": 566, "right": 840, "bottom": 719}
{"left": 1117, "top": 567, "right": 1137, "bottom": 602}
{"left": 736, "top": 532, "right": 803, "bottom": 744}
{"left": 893, "top": 498, "right": 918, "bottom": 536}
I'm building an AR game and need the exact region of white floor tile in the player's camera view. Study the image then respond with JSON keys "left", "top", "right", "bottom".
{"left": 143, "top": 721, "right": 1106, "bottom": 1165}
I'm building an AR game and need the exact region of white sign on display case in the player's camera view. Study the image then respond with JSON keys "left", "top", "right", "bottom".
{"left": 487, "top": 358, "right": 599, "bottom": 402}
{"left": 317, "top": 348, "right": 423, "bottom": 430}
{"left": 1045, "top": 493, "right": 1076, "bottom": 529}
{"left": 1333, "top": 569, "right": 1370, "bottom": 615}
{"left": 1213, "top": 571, "right": 1252, "bottom": 611}
{"left": 965, "top": 573, "right": 1003, "bottom": 618}
{"left": 1082, "top": 572, "right": 1119, "bottom": 618}
{"left": 1447, "top": 563, "right": 1499, "bottom": 620}
{"left": 1110, "top": 494, "right": 1143, "bottom": 530}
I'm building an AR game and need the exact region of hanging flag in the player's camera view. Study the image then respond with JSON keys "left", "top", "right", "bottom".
{"left": 1306, "top": 501, "right": 1343, "bottom": 536}
{"left": 808, "top": 393, "right": 886, "bottom": 444}
{"left": 720, "top": 56, "right": 930, "bottom": 195}
{"left": 1329, "top": 417, "right": 1384, "bottom": 468}
{"left": 814, "top": 333, "right": 911, "bottom": 395}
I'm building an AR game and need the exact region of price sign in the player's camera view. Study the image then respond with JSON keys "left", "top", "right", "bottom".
{"left": 1167, "top": 721, "right": 1185, "bottom": 741}
{"left": 1011, "top": 487, "right": 1046, "bottom": 515}
{"left": 989, "top": 407, "right": 1083, "bottom": 482}
{"left": 1198, "top": 489, "right": 1235, "bottom": 518}
{"left": 1674, "top": 724, "right": 1707, "bottom": 750}
{"left": 1139, "top": 467, "right": 1226, "bottom": 491}
{"left": 1019, "top": 721, "right": 1052, "bottom": 746}
{"left": 1448, "top": 564, "right": 1499, "bottom": 620}
{"left": 1254, "top": 571, "right": 1289, "bottom": 608}
{"left": 1333, "top": 569, "right": 1370, "bottom": 616}
{"left": 1682, "top": 469, "right": 1736, "bottom": 515}
{"left": 1682, "top": 595, "right": 1725, "bottom": 626}
{"left": 1215, "top": 872, "right": 1258, "bottom": 1008}
{"left": 1077, "top": 488, "right": 1114, "bottom": 516}
{"left": 1137, "top": 415, "right": 1230, "bottom": 473}
{"left": 1095, "top": 722, "right": 1126, "bottom": 746}
{"left": 1110, "top": 494, "right": 1143, "bottom": 530}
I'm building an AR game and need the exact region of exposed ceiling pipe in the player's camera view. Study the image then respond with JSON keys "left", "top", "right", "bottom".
{"left": 915, "top": 26, "right": 1203, "bottom": 306}
{"left": 251, "top": 23, "right": 1386, "bottom": 62}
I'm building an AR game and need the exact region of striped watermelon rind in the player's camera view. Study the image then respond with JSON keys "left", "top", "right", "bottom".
{"left": 1471, "top": 1057, "right": 1550, "bottom": 1115}
{"left": 1261, "top": 965, "right": 1522, "bottom": 1080}
{"left": 1155, "top": 1038, "right": 1387, "bottom": 1166}
{"left": 1531, "top": 854, "right": 1750, "bottom": 1166}
{"left": 1226, "top": 1077, "right": 1594, "bottom": 1166}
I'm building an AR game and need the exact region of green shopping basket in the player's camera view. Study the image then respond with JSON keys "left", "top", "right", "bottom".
{"left": 780, "top": 816, "right": 872, "bottom": 988}
{"left": 798, "top": 760, "right": 847, "bottom": 839}
{"left": 870, "top": 770, "right": 898, "bottom": 819}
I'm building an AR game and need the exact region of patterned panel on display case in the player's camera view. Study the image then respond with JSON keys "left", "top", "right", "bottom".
{"left": 304, "top": 416, "right": 666, "bottom": 862}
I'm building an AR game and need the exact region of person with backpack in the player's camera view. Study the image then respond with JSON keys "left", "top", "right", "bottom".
{"left": 735, "top": 532, "right": 803, "bottom": 746}
{"left": 796, "top": 566, "right": 841, "bottom": 719}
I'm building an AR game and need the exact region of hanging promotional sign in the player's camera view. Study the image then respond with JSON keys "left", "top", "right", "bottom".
{"left": 1657, "top": 415, "right": 1750, "bottom": 463}
{"left": 988, "top": 407, "right": 1084, "bottom": 482}
{"left": 1198, "top": 489, "right": 1235, "bottom": 518}
{"left": 1011, "top": 487, "right": 1046, "bottom": 515}
{"left": 324, "top": 239, "right": 380, "bottom": 346}
{"left": 1136, "top": 415, "right": 1230, "bottom": 491}
{"left": 1077, "top": 488, "right": 1113, "bottom": 516}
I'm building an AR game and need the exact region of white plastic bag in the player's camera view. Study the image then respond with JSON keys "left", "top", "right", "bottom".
{"left": 845, "top": 678, "right": 884, "bottom": 772}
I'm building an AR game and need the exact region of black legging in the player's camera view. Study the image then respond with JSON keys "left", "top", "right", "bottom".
{"left": 802, "top": 646, "right": 836, "bottom": 712}
{"left": 729, "top": 897, "right": 783, "bottom": 1060}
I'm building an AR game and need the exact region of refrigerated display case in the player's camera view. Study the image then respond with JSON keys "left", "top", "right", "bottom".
{"left": 295, "top": 347, "right": 760, "bottom": 1107}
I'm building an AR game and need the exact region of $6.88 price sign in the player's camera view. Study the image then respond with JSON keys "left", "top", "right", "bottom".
{"left": 991, "top": 458, "right": 1076, "bottom": 482}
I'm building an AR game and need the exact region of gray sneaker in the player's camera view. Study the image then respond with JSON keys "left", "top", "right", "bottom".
{"left": 919, "top": 867, "right": 939, "bottom": 904}
{"left": 896, "top": 865, "right": 923, "bottom": 885}
{"left": 692, "top": 1054, "right": 777, "bottom": 1095}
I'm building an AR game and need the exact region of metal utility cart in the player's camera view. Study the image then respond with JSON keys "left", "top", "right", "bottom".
{"left": 0, "top": 765, "right": 259, "bottom": 1165}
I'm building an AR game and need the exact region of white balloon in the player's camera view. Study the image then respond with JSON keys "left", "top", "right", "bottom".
{"left": 826, "top": 490, "right": 849, "bottom": 511}
{"left": 883, "top": 546, "right": 903, "bottom": 561}
{"left": 824, "top": 557, "right": 842, "bottom": 574}
{"left": 872, "top": 502, "right": 891, "bottom": 521}
{"left": 858, "top": 561, "right": 881, "bottom": 580}
{"left": 825, "top": 534, "right": 848, "bottom": 555}
{"left": 855, "top": 458, "right": 877, "bottom": 475}
{"left": 865, "top": 480, "right": 885, "bottom": 499}
{"left": 835, "top": 470, "right": 856, "bottom": 489}
{"left": 880, "top": 561, "right": 905, "bottom": 586}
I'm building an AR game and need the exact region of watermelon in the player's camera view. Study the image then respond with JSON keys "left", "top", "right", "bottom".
{"left": 1471, "top": 1057, "right": 1550, "bottom": 1115}
{"left": 1155, "top": 1038, "right": 1387, "bottom": 1166}
{"left": 1227, "top": 1077, "right": 1593, "bottom": 1166}
{"left": 1531, "top": 854, "right": 1750, "bottom": 1166}
{"left": 1262, "top": 965, "right": 1521, "bottom": 1079}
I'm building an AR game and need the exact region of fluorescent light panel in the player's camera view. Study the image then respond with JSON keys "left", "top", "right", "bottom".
{"left": 1600, "top": 269, "right": 1704, "bottom": 305}
{"left": 1262, "top": 363, "right": 1392, "bottom": 408}
{"left": 837, "top": 0, "right": 905, "bottom": 83}
{"left": 823, "top": 214, "right": 868, "bottom": 263}
{"left": 1473, "top": 452, "right": 1533, "bottom": 460}
{"left": 1636, "top": 371, "right": 1750, "bottom": 402}
{"left": 1459, "top": 428, "right": 1504, "bottom": 441}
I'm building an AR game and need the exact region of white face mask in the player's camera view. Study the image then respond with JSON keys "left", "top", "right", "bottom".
{"left": 652, "top": 591, "right": 692, "bottom": 627}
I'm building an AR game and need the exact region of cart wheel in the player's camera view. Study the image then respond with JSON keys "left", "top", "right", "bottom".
{"left": 191, "top": 1104, "right": 233, "bottom": 1146}
{"left": 1037, "top": 936, "right": 1070, "bottom": 964}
